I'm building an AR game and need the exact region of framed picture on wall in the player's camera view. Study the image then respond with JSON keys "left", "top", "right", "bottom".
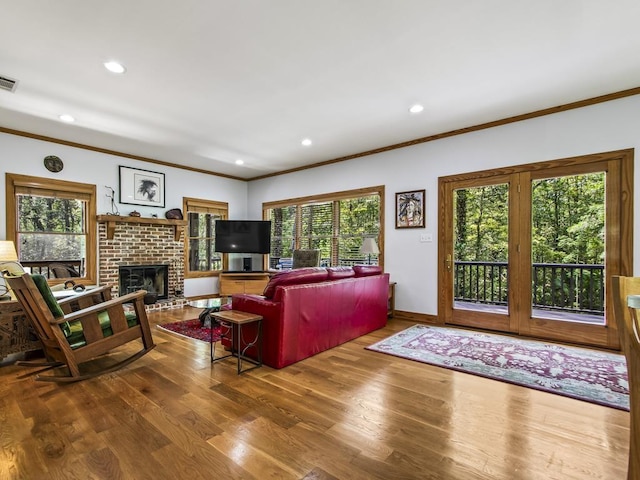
{"left": 395, "top": 189, "right": 425, "bottom": 228}
{"left": 119, "top": 166, "right": 165, "bottom": 207}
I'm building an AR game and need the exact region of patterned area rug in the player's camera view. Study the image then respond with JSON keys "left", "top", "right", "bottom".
{"left": 367, "top": 325, "right": 630, "bottom": 410}
{"left": 157, "top": 319, "right": 222, "bottom": 343}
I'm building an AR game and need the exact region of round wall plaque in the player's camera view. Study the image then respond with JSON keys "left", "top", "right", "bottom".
{"left": 44, "top": 155, "right": 64, "bottom": 173}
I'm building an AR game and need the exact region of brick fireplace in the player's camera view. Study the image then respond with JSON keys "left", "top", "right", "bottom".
{"left": 97, "top": 216, "right": 186, "bottom": 311}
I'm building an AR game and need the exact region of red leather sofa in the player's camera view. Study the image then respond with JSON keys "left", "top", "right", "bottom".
{"left": 226, "top": 265, "right": 390, "bottom": 369}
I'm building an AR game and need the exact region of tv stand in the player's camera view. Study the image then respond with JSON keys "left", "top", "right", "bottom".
{"left": 223, "top": 270, "right": 267, "bottom": 274}
{"left": 219, "top": 272, "right": 270, "bottom": 296}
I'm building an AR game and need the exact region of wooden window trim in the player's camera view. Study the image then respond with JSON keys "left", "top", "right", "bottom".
{"left": 437, "top": 148, "right": 633, "bottom": 349}
{"left": 5, "top": 173, "right": 97, "bottom": 286}
{"left": 183, "top": 197, "right": 228, "bottom": 278}
{"left": 263, "top": 185, "right": 386, "bottom": 270}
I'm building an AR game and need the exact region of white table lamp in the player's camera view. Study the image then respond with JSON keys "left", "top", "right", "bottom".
{"left": 0, "top": 241, "right": 19, "bottom": 300}
{"left": 360, "top": 237, "right": 379, "bottom": 265}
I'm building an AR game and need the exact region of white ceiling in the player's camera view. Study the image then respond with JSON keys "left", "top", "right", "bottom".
{"left": 2, "top": 1, "right": 640, "bottom": 179}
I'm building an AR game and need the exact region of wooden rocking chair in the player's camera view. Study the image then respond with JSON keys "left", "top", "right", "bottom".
{"left": 4, "top": 272, "right": 155, "bottom": 382}
{"left": 611, "top": 276, "right": 640, "bottom": 480}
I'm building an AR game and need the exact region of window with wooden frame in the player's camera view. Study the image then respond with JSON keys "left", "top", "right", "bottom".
{"left": 263, "top": 186, "right": 385, "bottom": 270}
{"left": 5, "top": 173, "right": 97, "bottom": 285}
{"left": 183, "top": 197, "right": 228, "bottom": 277}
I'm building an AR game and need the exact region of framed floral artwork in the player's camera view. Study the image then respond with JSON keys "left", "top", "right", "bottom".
{"left": 396, "top": 189, "right": 425, "bottom": 228}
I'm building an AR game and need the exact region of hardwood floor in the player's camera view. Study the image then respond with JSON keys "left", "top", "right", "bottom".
{"left": 0, "top": 307, "right": 630, "bottom": 479}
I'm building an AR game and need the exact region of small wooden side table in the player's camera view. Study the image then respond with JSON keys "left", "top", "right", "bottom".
{"left": 210, "top": 310, "right": 263, "bottom": 374}
{"left": 388, "top": 282, "right": 397, "bottom": 318}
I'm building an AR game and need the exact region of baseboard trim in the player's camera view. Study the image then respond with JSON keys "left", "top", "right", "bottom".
{"left": 393, "top": 310, "right": 441, "bottom": 324}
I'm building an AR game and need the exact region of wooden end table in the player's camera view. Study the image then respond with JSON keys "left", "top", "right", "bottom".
{"left": 0, "top": 299, "right": 41, "bottom": 359}
{"left": 388, "top": 282, "right": 396, "bottom": 317}
{"left": 210, "top": 310, "right": 263, "bottom": 374}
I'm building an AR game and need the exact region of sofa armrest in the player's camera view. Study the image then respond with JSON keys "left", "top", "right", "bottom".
{"left": 231, "top": 294, "right": 279, "bottom": 314}
{"left": 227, "top": 294, "right": 284, "bottom": 367}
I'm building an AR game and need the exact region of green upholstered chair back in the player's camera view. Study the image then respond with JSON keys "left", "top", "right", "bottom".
{"left": 292, "top": 249, "right": 321, "bottom": 269}
{"left": 31, "top": 274, "right": 65, "bottom": 318}
{"left": 29, "top": 273, "right": 138, "bottom": 349}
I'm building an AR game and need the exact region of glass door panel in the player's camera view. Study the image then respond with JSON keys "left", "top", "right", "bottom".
{"left": 453, "top": 183, "right": 510, "bottom": 314}
{"left": 517, "top": 164, "right": 616, "bottom": 349}
{"left": 530, "top": 173, "right": 605, "bottom": 326}
{"left": 444, "top": 175, "right": 516, "bottom": 333}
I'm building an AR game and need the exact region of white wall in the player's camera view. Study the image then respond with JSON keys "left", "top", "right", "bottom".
{"left": 4, "top": 94, "right": 640, "bottom": 311}
{"left": 0, "top": 132, "right": 249, "bottom": 297}
{"left": 247, "top": 95, "right": 640, "bottom": 316}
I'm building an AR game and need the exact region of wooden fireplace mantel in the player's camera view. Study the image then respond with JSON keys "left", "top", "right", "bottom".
{"left": 96, "top": 215, "right": 187, "bottom": 241}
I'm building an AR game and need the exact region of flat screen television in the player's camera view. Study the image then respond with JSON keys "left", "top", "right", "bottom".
{"left": 214, "top": 220, "right": 271, "bottom": 254}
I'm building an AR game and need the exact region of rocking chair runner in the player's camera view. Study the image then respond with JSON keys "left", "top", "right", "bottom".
{"left": 4, "top": 272, "right": 155, "bottom": 382}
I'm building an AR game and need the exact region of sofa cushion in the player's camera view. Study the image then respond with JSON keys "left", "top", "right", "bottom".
{"left": 326, "top": 266, "right": 355, "bottom": 280}
{"left": 263, "top": 267, "right": 329, "bottom": 298}
{"left": 353, "top": 265, "right": 383, "bottom": 277}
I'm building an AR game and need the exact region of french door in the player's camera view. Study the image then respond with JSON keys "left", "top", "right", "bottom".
{"left": 438, "top": 150, "right": 633, "bottom": 349}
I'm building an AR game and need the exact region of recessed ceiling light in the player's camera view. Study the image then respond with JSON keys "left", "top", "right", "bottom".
{"left": 104, "top": 61, "right": 126, "bottom": 74}
{"left": 301, "top": 138, "right": 312, "bottom": 147}
{"left": 58, "top": 114, "right": 75, "bottom": 123}
{"left": 235, "top": 159, "right": 244, "bottom": 165}
{"left": 409, "top": 104, "right": 424, "bottom": 114}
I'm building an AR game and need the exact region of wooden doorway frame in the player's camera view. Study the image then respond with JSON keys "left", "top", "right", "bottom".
{"left": 437, "top": 149, "right": 633, "bottom": 349}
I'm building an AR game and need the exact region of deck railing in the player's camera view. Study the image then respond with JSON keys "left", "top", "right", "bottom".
{"left": 454, "top": 261, "right": 605, "bottom": 314}
{"left": 20, "top": 260, "right": 82, "bottom": 279}
{"left": 270, "top": 257, "right": 374, "bottom": 269}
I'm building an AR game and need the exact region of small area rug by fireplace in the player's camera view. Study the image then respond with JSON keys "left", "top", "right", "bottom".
{"left": 157, "top": 319, "right": 222, "bottom": 343}
{"left": 366, "top": 325, "right": 629, "bottom": 411}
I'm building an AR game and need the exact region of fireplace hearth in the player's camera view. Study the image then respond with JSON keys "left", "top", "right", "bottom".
{"left": 119, "top": 265, "right": 169, "bottom": 300}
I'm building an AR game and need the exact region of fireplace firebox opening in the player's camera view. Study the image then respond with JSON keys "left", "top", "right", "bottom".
{"left": 118, "top": 265, "right": 169, "bottom": 300}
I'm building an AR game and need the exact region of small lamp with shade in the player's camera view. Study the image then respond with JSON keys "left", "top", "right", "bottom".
{"left": 360, "top": 237, "right": 380, "bottom": 265}
{"left": 0, "top": 241, "right": 21, "bottom": 300}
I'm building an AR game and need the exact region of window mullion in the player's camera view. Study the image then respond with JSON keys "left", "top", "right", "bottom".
{"left": 332, "top": 200, "right": 340, "bottom": 266}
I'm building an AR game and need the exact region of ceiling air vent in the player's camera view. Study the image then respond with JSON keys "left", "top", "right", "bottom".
{"left": 0, "top": 75, "right": 18, "bottom": 93}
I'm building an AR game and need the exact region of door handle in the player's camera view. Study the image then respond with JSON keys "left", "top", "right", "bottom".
{"left": 446, "top": 254, "right": 452, "bottom": 272}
